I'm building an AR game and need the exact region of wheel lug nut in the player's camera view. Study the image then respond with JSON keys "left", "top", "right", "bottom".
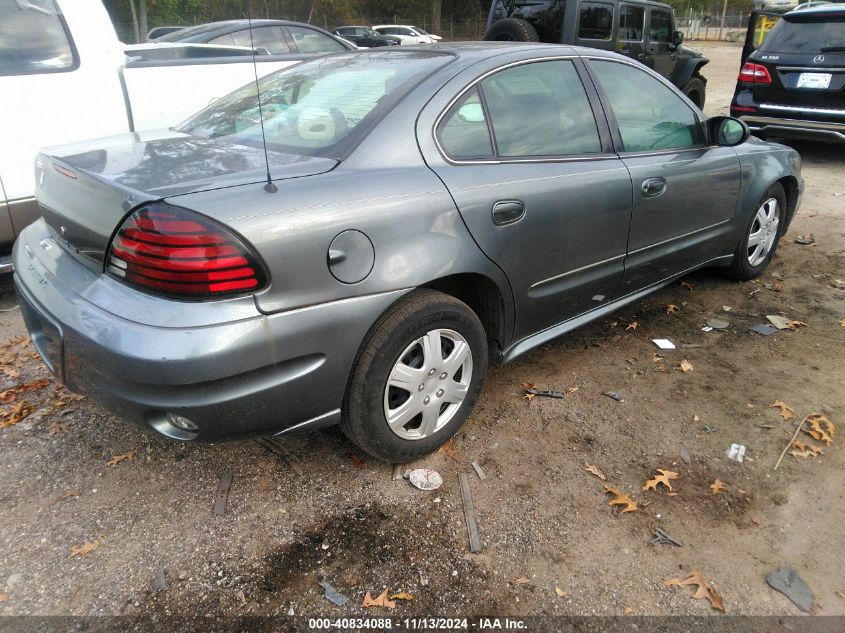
{"left": 439, "top": 372, "right": 447, "bottom": 380}
{"left": 423, "top": 396, "right": 430, "bottom": 405}
{"left": 428, "top": 369, "right": 436, "bottom": 376}
{"left": 418, "top": 384, "right": 424, "bottom": 392}
{"left": 436, "top": 389, "right": 444, "bottom": 398}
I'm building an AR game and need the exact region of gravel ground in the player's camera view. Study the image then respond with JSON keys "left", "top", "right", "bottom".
{"left": 1, "top": 42, "right": 843, "bottom": 623}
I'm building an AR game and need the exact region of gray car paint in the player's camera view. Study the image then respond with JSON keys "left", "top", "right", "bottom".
{"left": 13, "top": 44, "right": 802, "bottom": 443}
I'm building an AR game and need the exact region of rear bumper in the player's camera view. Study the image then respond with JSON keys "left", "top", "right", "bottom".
{"left": 737, "top": 114, "right": 845, "bottom": 143}
{"left": 13, "top": 220, "right": 407, "bottom": 442}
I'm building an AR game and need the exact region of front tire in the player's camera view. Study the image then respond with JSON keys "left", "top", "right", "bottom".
{"left": 485, "top": 18, "right": 540, "bottom": 42}
{"left": 727, "top": 183, "right": 786, "bottom": 280}
{"left": 341, "top": 290, "right": 488, "bottom": 462}
{"left": 682, "top": 76, "right": 706, "bottom": 110}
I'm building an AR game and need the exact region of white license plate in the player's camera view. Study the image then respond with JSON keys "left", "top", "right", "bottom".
{"left": 797, "top": 72, "right": 832, "bottom": 89}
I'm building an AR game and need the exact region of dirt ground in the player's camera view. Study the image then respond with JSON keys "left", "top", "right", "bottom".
{"left": 1, "top": 42, "right": 844, "bottom": 623}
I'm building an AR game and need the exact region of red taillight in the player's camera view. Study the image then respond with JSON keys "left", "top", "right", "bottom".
{"left": 738, "top": 62, "right": 772, "bottom": 84}
{"left": 107, "top": 204, "right": 267, "bottom": 299}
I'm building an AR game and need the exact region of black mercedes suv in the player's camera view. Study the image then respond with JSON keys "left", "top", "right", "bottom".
{"left": 731, "top": 5, "right": 845, "bottom": 142}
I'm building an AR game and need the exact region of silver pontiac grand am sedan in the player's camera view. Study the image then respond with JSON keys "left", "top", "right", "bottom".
{"left": 14, "top": 44, "right": 802, "bottom": 462}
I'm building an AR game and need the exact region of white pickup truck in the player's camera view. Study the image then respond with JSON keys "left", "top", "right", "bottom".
{"left": 0, "top": 0, "right": 329, "bottom": 272}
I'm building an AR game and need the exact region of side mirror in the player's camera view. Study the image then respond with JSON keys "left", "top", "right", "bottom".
{"left": 670, "top": 30, "right": 684, "bottom": 49}
{"left": 457, "top": 102, "right": 485, "bottom": 123}
{"left": 708, "top": 116, "right": 750, "bottom": 147}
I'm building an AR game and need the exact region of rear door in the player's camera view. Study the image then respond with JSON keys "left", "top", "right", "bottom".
{"left": 644, "top": 6, "right": 675, "bottom": 77}
{"left": 587, "top": 58, "right": 741, "bottom": 294}
{"left": 617, "top": 3, "right": 647, "bottom": 65}
{"left": 420, "top": 56, "right": 633, "bottom": 340}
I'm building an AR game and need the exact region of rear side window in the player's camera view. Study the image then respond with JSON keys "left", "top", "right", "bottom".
{"left": 579, "top": 2, "right": 614, "bottom": 40}
{"left": 438, "top": 89, "right": 494, "bottom": 159}
{"left": 649, "top": 9, "right": 673, "bottom": 43}
{"left": 759, "top": 16, "right": 845, "bottom": 54}
{"left": 287, "top": 26, "right": 345, "bottom": 53}
{"left": 619, "top": 5, "right": 645, "bottom": 41}
{"left": 591, "top": 60, "right": 703, "bottom": 152}
{"left": 0, "top": 0, "right": 76, "bottom": 76}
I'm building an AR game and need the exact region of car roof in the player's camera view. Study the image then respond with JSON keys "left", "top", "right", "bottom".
{"left": 786, "top": 3, "right": 845, "bottom": 15}
{"left": 156, "top": 19, "right": 330, "bottom": 42}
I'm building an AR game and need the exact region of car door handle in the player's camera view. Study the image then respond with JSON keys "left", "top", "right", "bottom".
{"left": 492, "top": 200, "right": 525, "bottom": 226}
{"left": 641, "top": 177, "right": 667, "bottom": 198}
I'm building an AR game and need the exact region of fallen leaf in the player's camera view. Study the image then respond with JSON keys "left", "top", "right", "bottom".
{"left": 47, "top": 421, "right": 69, "bottom": 437}
{"left": 626, "top": 321, "right": 638, "bottom": 331}
{"left": 347, "top": 452, "right": 366, "bottom": 469}
{"left": 105, "top": 451, "right": 135, "bottom": 467}
{"left": 668, "top": 492, "right": 678, "bottom": 497}
{"left": 555, "top": 587, "right": 566, "bottom": 598}
{"left": 710, "top": 479, "right": 727, "bottom": 495}
{"left": 679, "top": 359, "right": 693, "bottom": 372}
{"left": 363, "top": 588, "right": 396, "bottom": 609}
{"left": 389, "top": 592, "right": 414, "bottom": 601}
{"left": 693, "top": 415, "right": 701, "bottom": 422}
{"left": 750, "top": 517, "right": 761, "bottom": 526}
{"left": 665, "top": 304, "right": 679, "bottom": 314}
{"left": 56, "top": 490, "right": 80, "bottom": 501}
{"left": 604, "top": 485, "right": 637, "bottom": 513}
{"left": 70, "top": 541, "right": 99, "bottom": 557}
{"left": 786, "top": 320, "right": 807, "bottom": 330}
{"left": 584, "top": 463, "right": 606, "bottom": 481}
{"left": 680, "top": 280, "right": 693, "bottom": 291}
{"left": 566, "top": 387, "right": 579, "bottom": 395}
{"left": 623, "top": 607, "right": 634, "bottom": 615}
{"left": 839, "top": 319, "right": 845, "bottom": 328}
{"left": 664, "top": 571, "right": 725, "bottom": 612}
{"left": 438, "top": 439, "right": 458, "bottom": 461}
{"left": 643, "top": 469, "right": 679, "bottom": 492}
{"left": 522, "top": 392, "right": 535, "bottom": 402}
{"left": 803, "top": 414, "right": 836, "bottom": 446}
{"left": 514, "top": 577, "right": 530, "bottom": 585}
{"left": 0, "top": 400, "right": 34, "bottom": 429}
{"left": 0, "top": 593, "right": 7, "bottom": 603}
{"left": 520, "top": 382, "right": 536, "bottom": 390}
{"left": 770, "top": 400, "right": 796, "bottom": 420}
{"left": 652, "top": 353, "right": 664, "bottom": 363}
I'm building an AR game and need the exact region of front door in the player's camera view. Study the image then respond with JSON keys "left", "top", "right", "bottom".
{"left": 588, "top": 58, "right": 741, "bottom": 295}
{"left": 422, "top": 58, "right": 633, "bottom": 340}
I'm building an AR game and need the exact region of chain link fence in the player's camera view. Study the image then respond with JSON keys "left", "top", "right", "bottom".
{"left": 677, "top": 13, "right": 750, "bottom": 42}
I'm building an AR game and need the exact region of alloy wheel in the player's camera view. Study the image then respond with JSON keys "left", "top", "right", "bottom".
{"left": 747, "top": 197, "right": 780, "bottom": 267}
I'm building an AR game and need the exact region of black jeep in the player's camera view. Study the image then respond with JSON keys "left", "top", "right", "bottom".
{"left": 485, "top": 0, "right": 709, "bottom": 107}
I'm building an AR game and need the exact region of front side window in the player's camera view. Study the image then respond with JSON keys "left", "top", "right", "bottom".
{"left": 438, "top": 89, "right": 493, "bottom": 159}
{"left": 0, "top": 0, "right": 75, "bottom": 76}
{"left": 287, "top": 26, "right": 345, "bottom": 53}
{"left": 181, "top": 52, "right": 452, "bottom": 158}
{"left": 579, "top": 2, "right": 614, "bottom": 40}
{"left": 618, "top": 5, "right": 645, "bottom": 41}
{"left": 649, "top": 10, "right": 673, "bottom": 43}
{"left": 591, "top": 60, "right": 703, "bottom": 152}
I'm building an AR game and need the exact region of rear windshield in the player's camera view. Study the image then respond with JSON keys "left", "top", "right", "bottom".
{"left": 759, "top": 15, "right": 845, "bottom": 54}
{"left": 179, "top": 51, "right": 452, "bottom": 158}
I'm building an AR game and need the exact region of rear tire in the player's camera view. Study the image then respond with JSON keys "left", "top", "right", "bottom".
{"left": 727, "top": 183, "right": 786, "bottom": 281}
{"left": 341, "top": 289, "right": 488, "bottom": 463}
{"left": 485, "top": 18, "right": 540, "bottom": 42}
{"left": 682, "top": 76, "right": 706, "bottom": 110}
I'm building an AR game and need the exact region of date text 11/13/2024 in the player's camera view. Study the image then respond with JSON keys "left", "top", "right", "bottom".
{"left": 307, "top": 617, "right": 528, "bottom": 630}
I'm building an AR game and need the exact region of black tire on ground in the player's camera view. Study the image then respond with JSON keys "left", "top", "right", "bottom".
{"left": 682, "top": 76, "right": 706, "bottom": 110}
{"left": 484, "top": 17, "right": 540, "bottom": 42}
{"left": 727, "top": 183, "right": 787, "bottom": 281}
{"left": 341, "top": 289, "right": 488, "bottom": 463}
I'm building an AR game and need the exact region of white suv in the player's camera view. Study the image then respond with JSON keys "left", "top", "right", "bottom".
{"left": 372, "top": 25, "right": 439, "bottom": 44}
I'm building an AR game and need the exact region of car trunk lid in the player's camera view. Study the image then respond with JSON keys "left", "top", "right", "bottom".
{"left": 36, "top": 130, "right": 337, "bottom": 270}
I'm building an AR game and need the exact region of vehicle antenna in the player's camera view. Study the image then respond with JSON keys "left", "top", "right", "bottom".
{"left": 246, "top": 0, "right": 277, "bottom": 193}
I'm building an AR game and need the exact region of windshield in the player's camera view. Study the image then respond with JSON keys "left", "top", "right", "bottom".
{"left": 759, "top": 15, "right": 844, "bottom": 53}
{"left": 179, "top": 51, "right": 452, "bottom": 158}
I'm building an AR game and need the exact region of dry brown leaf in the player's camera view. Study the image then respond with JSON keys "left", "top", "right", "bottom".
{"left": 57, "top": 490, "right": 80, "bottom": 501}
{"left": 623, "top": 607, "right": 634, "bottom": 615}
{"left": 665, "top": 304, "right": 679, "bottom": 314}
{"left": 0, "top": 593, "right": 7, "bottom": 603}
{"left": 750, "top": 517, "right": 761, "bottom": 526}
{"left": 522, "top": 392, "right": 535, "bottom": 402}
{"left": 652, "top": 353, "right": 664, "bottom": 363}
{"left": 710, "top": 479, "right": 727, "bottom": 495}
{"left": 770, "top": 400, "right": 796, "bottom": 420}
{"left": 643, "top": 469, "right": 679, "bottom": 492}
{"left": 785, "top": 320, "right": 807, "bottom": 330}
{"left": 347, "top": 452, "right": 366, "bottom": 469}
{"left": 604, "top": 485, "right": 637, "bottom": 513}
{"left": 679, "top": 359, "right": 693, "bottom": 372}
{"left": 839, "top": 319, "right": 845, "bottom": 328}
{"left": 626, "top": 321, "right": 638, "bottom": 331}
{"left": 664, "top": 571, "right": 725, "bottom": 612}
{"left": 438, "top": 439, "right": 458, "bottom": 461}
{"left": 520, "top": 382, "right": 536, "bottom": 390}
{"left": 0, "top": 400, "right": 34, "bottom": 429}
{"left": 555, "top": 587, "right": 566, "bottom": 598}
{"left": 70, "top": 541, "right": 98, "bottom": 557}
{"left": 584, "top": 463, "right": 606, "bottom": 481}
{"left": 680, "top": 280, "right": 693, "bottom": 291}
{"left": 390, "top": 592, "right": 414, "bottom": 601}
{"left": 363, "top": 588, "right": 396, "bottom": 609}
{"left": 566, "top": 387, "right": 579, "bottom": 395}
{"left": 105, "top": 451, "right": 135, "bottom": 467}
{"left": 47, "top": 421, "right": 70, "bottom": 437}
{"left": 803, "top": 414, "right": 836, "bottom": 446}
{"left": 514, "top": 577, "right": 530, "bottom": 585}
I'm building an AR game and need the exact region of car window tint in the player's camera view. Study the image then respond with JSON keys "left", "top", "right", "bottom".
{"left": 619, "top": 5, "right": 645, "bottom": 41}
{"left": 649, "top": 9, "right": 673, "bottom": 42}
{"left": 288, "top": 26, "right": 345, "bottom": 53}
{"left": 591, "top": 60, "right": 703, "bottom": 152}
{"left": 480, "top": 60, "right": 602, "bottom": 157}
{"left": 579, "top": 2, "right": 614, "bottom": 40}
{"left": 438, "top": 88, "right": 493, "bottom": 159}
{"left": 759, "top": 17, "right": 845, "bottom": 54}
{"left": 210, "top": 33, "right": 237, "bottom": 46}
{"left": 0, "top": 0, "right": 75, "bottom": 76}
{"left": 230, "top": 26, "right": 291, "bottom": 54}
